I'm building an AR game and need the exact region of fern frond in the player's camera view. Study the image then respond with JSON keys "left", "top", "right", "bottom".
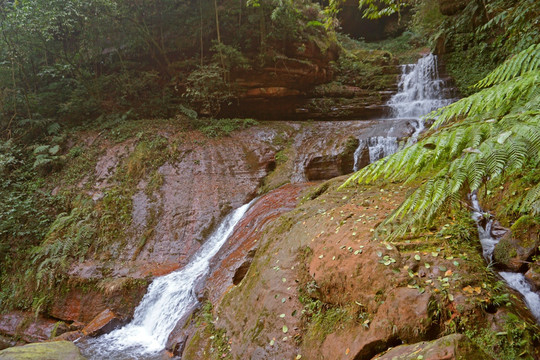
{"left": 474, "top": 44, "right": 540, "bottom": 89}
{"left": 430, "top": 71, "right": 539, "bottom": 128}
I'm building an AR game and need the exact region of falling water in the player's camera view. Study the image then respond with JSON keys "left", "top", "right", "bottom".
{"left": 387, "top": 53, "right": 452, "bottom": 119}
{"left": 81, "top": 200, "right": 255, "bottom": 359}
{"left": 353, "top": 136, "right": 398, "bottom": 171}
{"left": 470, "top": 192, "right": 540, "bottom": 323}
{"left": 353, "top": 54, "right": 454, "bottom": 169}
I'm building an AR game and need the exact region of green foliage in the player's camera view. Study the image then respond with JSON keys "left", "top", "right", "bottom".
{"left": 465, "top": 313, "right": 539, "bottom": 360}
{"left": 410, "top": 0, "right": 444, "bottom": 38}
{"left": 194, "top": 118, "right": 258, "bottom": 138}
{"left": 0, "top": 0, "right": 334, "bottom": 140}
{"left": 474, "top": 44, "right": 540, "bottom": 89}
{"left": 476, "top": 0, "right": 540, "bottom": 55}
{"left": 342, "top": 44, "right": 540, "bottom": 238}
{"left": 357, "top": 0, "right": 411, "bottom": 20}
{"left": 183, "top": 65, "right": 235, "bottom": 116}
{"left": 438, "top": 0, "right": 539, "bottom": 95}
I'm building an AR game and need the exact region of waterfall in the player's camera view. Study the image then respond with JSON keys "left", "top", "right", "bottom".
{"left": 353, "top": 53, "right": 454, "bottom": 169}
{"left": 470, "top": 192, "right": 540, "bottom": 323}
{"left": 81, "top": 200, "right": 255, "bottom": 359}
{"left": 387, "top": 53, "right": 452, "bottom": 119}
{"left": 353, "top": 136, "right": 399, "bottom": 171}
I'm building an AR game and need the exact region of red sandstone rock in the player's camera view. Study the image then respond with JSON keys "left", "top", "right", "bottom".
{"left": 245, "top": 87, "right": 301, "bottom": 98}
{"left": 81, "top": 309, "right": 122, "bottom": 337}
{"left": 54, "top": 330, "right": 84, "bottom": 342}
{"left": 0, "top": 312, "right": 68, "bottom": 343}
{"left": 525, "top": 263, "right": 540, "bottom": 291}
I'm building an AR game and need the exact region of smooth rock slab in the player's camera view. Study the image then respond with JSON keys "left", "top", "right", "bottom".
{"left": 81, "top": 309, "right": 122, "bottom": 337}
{"left": 0, "top": 341, "right": 86, "bottom": 360}
{"left": 373, "top": 334, "right": 493, "bottom": 360}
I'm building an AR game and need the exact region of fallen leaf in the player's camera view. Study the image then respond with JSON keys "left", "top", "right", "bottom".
{"left": 283, "top": 325, "right": 288, "bottom": 333}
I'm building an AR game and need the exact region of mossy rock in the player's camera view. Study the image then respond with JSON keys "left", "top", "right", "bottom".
{"left": 525, "top": 261, "right": 540, "bottom": 291}
{"left": 493, "top": 216, "right": 539, "bottom": 271}
{"left": 373, "top": 334, "right": 493, "bottom": 360}
{"left": 0, "top": 341, "right": 86, "bottom": 360}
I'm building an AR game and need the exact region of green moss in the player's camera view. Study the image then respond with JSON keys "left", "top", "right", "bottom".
{"left": 188, "top": 301, "right": 232, "bottom": 360}
{"left": 0, "top": 341, "right": 85, "bottom": 359}
{"left": 300, "top": 182, "right": 330, "bottom": 204}
{"left": 193, "top": 118, "right": 258, "bottom": 138}
{"left": 465, "top": 313, "right": 539, "bottom": 360}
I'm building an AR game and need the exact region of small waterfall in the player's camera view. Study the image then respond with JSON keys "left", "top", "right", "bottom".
{"left": 353, "top": 136, "right": 398, "bottom": 171}
{"left": 470, "top": 192, "right": 540, "bottom": 323}
{"left": 353, "top": 54, "right": 454, "bottom": 169}
{"left": 387, "top": 53, "right": 453, "bottom": 119}
{"left": 81, "top": 200, "right": 255, "bottom": 359}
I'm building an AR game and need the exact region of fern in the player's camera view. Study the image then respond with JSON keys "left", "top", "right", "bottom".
{"left": 430, "top": 71, "right": 539, "bottom": 128}
{"left": 342, "top": 44, "right": 540, "bottom": 238}
{"left": 475, "top": 43, "right": 540, "bottom": 88}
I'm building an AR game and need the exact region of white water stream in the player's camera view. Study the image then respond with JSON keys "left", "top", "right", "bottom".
{"left": 470, "top": 193, "right": 540, "bottom": 322}
{"left": 81, "top": 200, "right": 254, "bottom": 359}
{"left": 353, "top": 53, "right": 454, "bottom": 168}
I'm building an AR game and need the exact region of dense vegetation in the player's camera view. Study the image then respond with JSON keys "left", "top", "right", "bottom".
{"left": 0, "top": 0, "right": 334, "bottom": 137}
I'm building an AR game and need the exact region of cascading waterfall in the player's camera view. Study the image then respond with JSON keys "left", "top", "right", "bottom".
{"left": 81, "top": 200, "right": 255, "bottom": 359}
{"left": 388, "top": 53, "right": 452, "bottom": 120}
{"left": 353, "top": 136, "right": 398, "bottom": 171}
{"left": 353, "top": 53, "right": 454, "bottom": 168}
{"left": 470, "top": 192, "right": 540, "bottom": 322}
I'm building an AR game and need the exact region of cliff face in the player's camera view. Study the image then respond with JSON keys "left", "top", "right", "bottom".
{"left": 0, "top": 118, "right": 415, "bottom": 347}
{"left": 223, "top": 41, "right": 401, "bottom": 120}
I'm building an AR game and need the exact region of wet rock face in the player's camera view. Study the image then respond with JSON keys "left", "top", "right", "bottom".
{"left": 493, "top": 215, "right": 539, "bottom": 272}
{"left": 167, "top": 183, "right": 310, "bottom": 355}
{"left": 0, "top": 312, "right": 69, "bottom": 344}
{"left": 372, "top": 334, "right": 493, "bottom": 360}
{"left": 0, "top": 340, "right": 86, "bottom": 360}
{"left": 49, "top": 278, "right": 148, "bottom": 323}
{"left": 304, "top": 137, "right": 358, "bottom": 181}
{"left": 206, "top": 183, "right": 312, "bottom": 303}
{"left": 81, "top": 309, "right": 122, "bottom": 337}
{"left": 29, "top": 119, "right": 417, "bottom": 338}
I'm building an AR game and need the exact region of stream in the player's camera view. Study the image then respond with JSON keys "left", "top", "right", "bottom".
{"left": 80, "top": 200, "right": 255, "bottom": 359}
{"left": 470, "top": 192, "right": 540, "bottom": 322}
{"left": 353, "top": 53, "right": 454, "bottom": 168}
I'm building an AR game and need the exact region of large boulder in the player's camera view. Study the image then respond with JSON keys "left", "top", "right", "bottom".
{"left": 0, "top": 341, "right": 86, "bottom": 360}
{"left": 493, "top": 215, "right": 539, "bottom": 271}
{"left": 373, "top": 334, "right": 493, "bottom": 359}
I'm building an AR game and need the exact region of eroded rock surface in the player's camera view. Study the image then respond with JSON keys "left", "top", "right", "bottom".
{"left": 181, "top": 178, "right": 540, "bottom": 360}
